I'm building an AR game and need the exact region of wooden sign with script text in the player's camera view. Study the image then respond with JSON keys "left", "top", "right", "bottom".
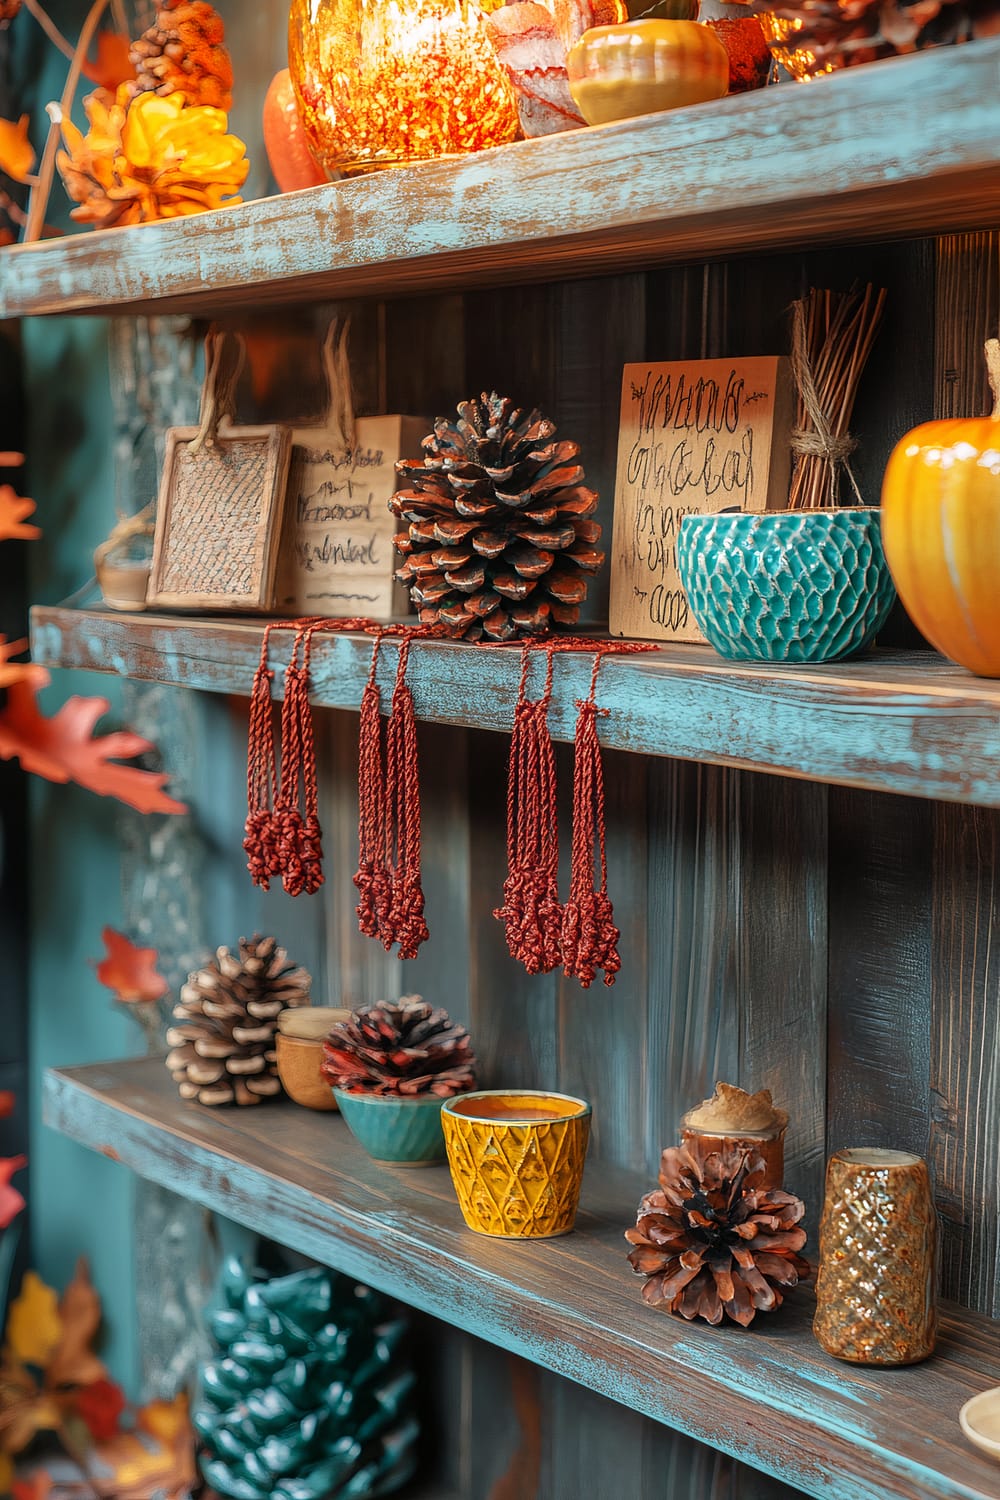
{"left": 276, "top": 414, "right": 427, "bottom": 619}
{"left": 610, "top": 356, "right": 794, "bottom": 643}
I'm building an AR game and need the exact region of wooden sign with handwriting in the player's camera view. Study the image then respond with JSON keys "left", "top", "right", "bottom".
{"left": 610, "top": 356, "right": 794, "bottom": 643}
{"left": 276, "top": 414, "right": 427, "bottom": 619}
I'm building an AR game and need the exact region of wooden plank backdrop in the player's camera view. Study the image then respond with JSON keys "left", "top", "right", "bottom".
{"left": 69, "top": 6, "right": 1000, "bottom": 1484}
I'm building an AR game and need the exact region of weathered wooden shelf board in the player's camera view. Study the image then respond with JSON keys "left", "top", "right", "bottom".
{"left": 44, "top": 1058, "right": 1000, "bottom": 1500}
{"left": 30, "top": 603, "right": 1000, "bottom": 806}
{"left": 5, "top": 41, "right": 1000, "bottom": 319}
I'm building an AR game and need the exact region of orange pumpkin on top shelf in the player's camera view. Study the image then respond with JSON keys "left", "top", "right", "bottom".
{"left": 882, "top": 338, "right": 1000, "bottom": 677}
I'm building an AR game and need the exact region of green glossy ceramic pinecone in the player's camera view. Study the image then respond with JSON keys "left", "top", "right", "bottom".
{"left": 193, "top": 1258, "right": 419, "bottom": 1498}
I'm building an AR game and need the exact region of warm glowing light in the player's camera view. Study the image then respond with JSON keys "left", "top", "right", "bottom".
{"left": 289, "top": 0, "right": 519, "bottom": 176}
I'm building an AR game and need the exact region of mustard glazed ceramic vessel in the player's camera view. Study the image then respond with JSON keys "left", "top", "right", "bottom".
{"left": 441, "top": 1089, "right": 591, "bottom": 1239}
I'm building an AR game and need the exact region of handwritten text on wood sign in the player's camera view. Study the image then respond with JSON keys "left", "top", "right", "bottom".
{"left": 610, "top": 357, "right": 793, "bottom": 643}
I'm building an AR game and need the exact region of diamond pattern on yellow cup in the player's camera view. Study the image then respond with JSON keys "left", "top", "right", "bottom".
{"left": 441, "top": 1090, "right": 591, "bottom": 1238}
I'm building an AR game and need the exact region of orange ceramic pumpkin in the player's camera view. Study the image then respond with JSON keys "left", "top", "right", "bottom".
{"left": 882, "top": 339, "right": 1000, "bottom": 677}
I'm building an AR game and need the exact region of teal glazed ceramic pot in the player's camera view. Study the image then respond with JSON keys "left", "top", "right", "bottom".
{"left": 676, "top": 508, "right": 896, "bottom": 664}
{"left": 333, "top": 1089, "right": 446, "bottom": 1166}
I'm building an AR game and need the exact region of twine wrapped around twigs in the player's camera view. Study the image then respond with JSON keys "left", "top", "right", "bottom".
{"left": 788, "top": 285, "right": 886, "bottom": 510}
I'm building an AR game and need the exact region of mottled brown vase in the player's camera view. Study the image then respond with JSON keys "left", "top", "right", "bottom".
{"left": 813, "top": 1148, "right": 937, "bottom": 1365}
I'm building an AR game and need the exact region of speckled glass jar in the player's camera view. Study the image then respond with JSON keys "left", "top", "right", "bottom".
{"left": 288, "top": 0, "right": 519, "bottom": 177}
{"left": 813, "top": 1148, "right": 938, "bottom": 1366}
{"left": 676, "top": 508, "right": 896, "bottom": 663}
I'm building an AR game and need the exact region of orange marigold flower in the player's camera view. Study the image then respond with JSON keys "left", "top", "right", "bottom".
{"left": 56, "top": 87, "right": 248, "bottom": 230}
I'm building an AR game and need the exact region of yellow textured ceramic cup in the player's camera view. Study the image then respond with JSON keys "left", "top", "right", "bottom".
{"left": 441, "top": 1090, "right": 591, "bottom": 1239}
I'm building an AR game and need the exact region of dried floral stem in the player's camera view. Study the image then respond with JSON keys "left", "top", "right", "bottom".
{"left": 788, "top": 283, "right": 886, "bottom": 510}
{"left": 24, "top": 0, "right": 111, "bottom": 244}
{"left": 21, "top": 0, "right": 76, "bottom": 62}
{"left": 986, "top": 338, "right": 1000, "bottom": 421}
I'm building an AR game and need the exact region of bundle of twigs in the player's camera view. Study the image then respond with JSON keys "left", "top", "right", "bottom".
{"left": 788, "top": 284, "right": 886, "bottom": 510}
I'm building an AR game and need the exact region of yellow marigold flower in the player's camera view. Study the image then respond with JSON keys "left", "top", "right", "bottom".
{"left": 57, "top": 87, "right": 248, "bottom": 230}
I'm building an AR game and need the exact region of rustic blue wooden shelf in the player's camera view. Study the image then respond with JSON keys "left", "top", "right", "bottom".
{"left": 29, "top": 604, "right": 1000, "bottom": 807}
{"left": 44, "top": 1058, "right": 1000, "bottom": 1500}
{"left": 3, "top": 39, "right": 1000, "bottom": 318}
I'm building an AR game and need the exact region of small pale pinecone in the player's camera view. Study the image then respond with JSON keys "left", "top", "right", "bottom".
{"left": 0, "top": 0, "right": 22, "bottom": 22}
{"left": 128, "top": 1, "right": 233, "bottom": 110}
{"left": 625, "top": 1145, "right": 810, "bottom": 1327}
{"left": 391, "top": 393, "right": 603, "bottom": 641}
{"left": 322, "top": 997, "right": 477, "bottom": 1097}
{"left": 166, "top": 935, "right": 310, "bottom": 1107}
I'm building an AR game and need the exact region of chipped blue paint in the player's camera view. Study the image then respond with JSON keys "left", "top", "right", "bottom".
{"left": 42, "top": 1061, "right": 1000, "bottom": 1500}
{"left": 27, "top": 607, "right": 1000, "bottom": 808}
{"left": 3, "top": 40, "right": 1000, "bottom": 317}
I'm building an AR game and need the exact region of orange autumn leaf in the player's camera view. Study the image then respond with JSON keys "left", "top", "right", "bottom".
{"left": 95, "top": 927, "right": 168, "bottom": 1004}
{"left": 93, "top": 1393, "right": 196, "bottom": 1500}
{"left": 45, "top": 1258, "right": 106, "bottom": 1391}
{"left": 0, "top": 1091, "right": 13, "bottom": 1117}
{"left": 0, "top": 680, "right": 187, "bottom": 815}
{"left": 0, "top": 486, "right": 40, "bottom": 541}
{"left": 0, "top": 116, "right": 35, "bottom": 184}
{"left": 83, "top": 31, "right": 135, "bottom": 93}
{"left": 0, "top": 639, "right": 48, "bottom": 694}
{"left": 6, "top": 1274, "right": 61, "bottom": 1369}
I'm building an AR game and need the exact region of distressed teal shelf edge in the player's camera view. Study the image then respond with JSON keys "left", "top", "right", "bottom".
{"left": 29, "top": 604, "right": 1000, "bottom": 806}
{"left": 3, "top": 40, "right": 1000, "bottom": 318}
{"left": 43, "top": 1059, "right": 1000, "bottom": 1500}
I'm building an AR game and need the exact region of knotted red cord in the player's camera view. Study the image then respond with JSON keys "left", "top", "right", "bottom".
{"left": 280, "top": 622, "right": 324, "bottom": 896}
{"left": 244, "top": 621, "right": 285, "bottom": 889}
{"left": 493, "top": 641, "right": 561, "bottom": 974}
{"left": 561, "top": 651, "right": 617, "bottom": 989}
{"left": 385, "top": 634, "right": 429, "bottom": 960}
{"left": 491, "top": 636, "right": 657, "bottom": 983}
{"left": 354, "top": 629, "right": 391, "bottom": 940}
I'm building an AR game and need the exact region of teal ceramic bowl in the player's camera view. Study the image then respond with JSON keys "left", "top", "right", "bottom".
{"left": 333, "top": 1089, "right": 446, "bottom": 1166}
{"left": 676, "top": 508, "right": 896, "bottom": 664}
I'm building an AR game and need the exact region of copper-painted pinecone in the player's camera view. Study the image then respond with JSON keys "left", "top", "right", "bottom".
{"left": 391, "top": 393, "right": 603, "bottom": 642}
{"left": 0, "top": 1, "right": 21, "bottom": 24}
{"left": 625, "top": 1145, "right": 810, "bottom": 1327}
{"left": 748, "top": 0, "right": 1000, "bottom": 65}
{"left": 128, "top": 0, "right": 233, "bottom": 110}
{"left": 166, "top": 935, "right": 310, "bottom": 1107}
{"left": 322, "top": 997, "right": 477, "bottom": 1097}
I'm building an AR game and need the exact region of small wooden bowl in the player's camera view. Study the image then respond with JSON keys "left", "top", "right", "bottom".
{"left": 275, "top": 1006, "right": 350, "bottom": 1111}
{"left": 960, "top": 1387, "right": 1000, "bottom": 1463}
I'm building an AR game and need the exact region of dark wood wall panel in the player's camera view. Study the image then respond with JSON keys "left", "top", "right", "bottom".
{"left": 827, "top": 789, "right": 932, "bottom": 1161}
{"left": 737, "top": 775, "right": 828, "bottom": 1222}
{"left": 930, "top": 803, "right": 1000, "bottom": 1317}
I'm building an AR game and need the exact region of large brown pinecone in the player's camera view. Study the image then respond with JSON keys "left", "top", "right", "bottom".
{"left": 322, "top": 997, "right": 477, "bottom": 1097}
{"left": 166, "top": 935, "right": 310, "bottom": 1106}
{"left": 128, "top": 0, "right": 233, "bottom": 110}
{"left": 391, "top": 393, "right": 604, "bottom": 641}
{"left": 625, "top": 1145, "right": 810, "bottom": 1327}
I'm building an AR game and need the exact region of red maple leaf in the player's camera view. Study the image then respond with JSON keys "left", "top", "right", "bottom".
{"left": 75, "top": 1377, "right": 127, "bottom": 1442}
{"left": 12, "top": 1477, "right": 52, "bottom": 1500}
{"left": 0, "top": 638, "right": 48, "bottom": 693}
{"left": 0, "top": 681, "right": 187, "bottom": 815}
{"left": 0, "top": 1091, "right": 14, "bottom": 1118}
{"left": 0, "top": 1154, "right": 26, "bottom": 1229}
{"left": 95, "top": 927, "right": 168, "bottom": 1004}
{"left": 0, "top": 486, "right": 40, "bottom": 542}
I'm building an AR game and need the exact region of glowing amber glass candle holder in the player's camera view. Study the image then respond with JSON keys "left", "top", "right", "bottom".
{"left": 289, "top": 0, "right": 519, "bottom": 177}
